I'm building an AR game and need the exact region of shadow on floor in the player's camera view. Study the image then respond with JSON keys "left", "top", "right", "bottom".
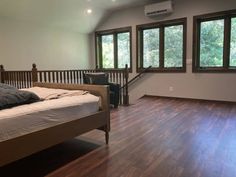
{"left": 0, "top": 138, "right": 101, "bottom": 177}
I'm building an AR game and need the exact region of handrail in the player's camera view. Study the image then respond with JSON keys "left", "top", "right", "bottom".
{"left": 121, "top": 66, "right": 152, "bottom": 89}
{"left": 0, "top": 63, "right": 130, "bottom": 106}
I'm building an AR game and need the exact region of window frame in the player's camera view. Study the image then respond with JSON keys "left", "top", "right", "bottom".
{"left": 95, "top": 26, "right": 132, "bottom": 71}
{"left": 192, "top": 9, "right": 236, "bottom": 73}
{"left": 136, "top": 18, "right": 187, "bottom": 73}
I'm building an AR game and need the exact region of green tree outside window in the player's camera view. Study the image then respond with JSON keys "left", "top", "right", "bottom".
{"left": 118, "top": 32, "right": 130, "bottom": 68}
{"left": 230, "top": 17, "right": 236, "bottom": 67}
{"left": 102, "top": 35, "right": 114, "bottom": 68}
{"left": 164, "top": 25, "right": 183, "bottom": 67}
{"left": 200, "top": 19, "right": 224, "bottom": 67}
{"left": 143, "top": 28, "right": 160, "bottom": 68}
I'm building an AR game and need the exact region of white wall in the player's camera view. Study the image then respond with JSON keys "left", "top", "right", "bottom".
{"left": 91, "top": 0, "right": 236, "bottom": 103}
{"left": 0, "top": 17, "right": 91, "bottom": 70}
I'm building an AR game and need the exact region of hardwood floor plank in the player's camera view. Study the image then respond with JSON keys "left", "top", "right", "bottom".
{"left": 1, "top": 97, "right": 236, "bottom": 177}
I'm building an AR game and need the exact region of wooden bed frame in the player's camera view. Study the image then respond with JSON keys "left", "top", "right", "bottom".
{"left": 0, "top": 82, "right": 110, "bottom": 167}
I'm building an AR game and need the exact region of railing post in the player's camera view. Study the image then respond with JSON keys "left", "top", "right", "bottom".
{"left": 0, "top": 65, "right": 5, "bottom": 83}
{"left": 32, "top": 63, "right": 38, "bottom": 83}
{"left": 95, "top": 65, "right": 101, "bottom": 72}
{"left": 123, "top": 64, "right": 129, "bottom": 106}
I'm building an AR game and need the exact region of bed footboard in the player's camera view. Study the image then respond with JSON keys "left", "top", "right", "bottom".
{"left": 0, "top": 83, "right": 110, "bottom": 167}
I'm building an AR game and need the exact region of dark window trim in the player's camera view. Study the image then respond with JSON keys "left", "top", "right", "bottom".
{"left": 95, "top": 26, "right": 132, "bottom": 72}
{"left": 192, "top": 9, "right": 236, "bottom": 73}
{"left": 136, "top": 17, "right": 187, "bottom": 73}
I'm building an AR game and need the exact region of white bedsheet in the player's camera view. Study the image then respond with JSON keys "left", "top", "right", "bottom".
{"left": 0, "top": 87, "right": 100, "bottom": 142}
{"left": 0, "top": 87, "right": 99, "bottom": 119}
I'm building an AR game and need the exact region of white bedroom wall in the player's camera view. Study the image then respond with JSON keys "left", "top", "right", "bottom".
{"left": 91, "top": 0, "right": 236, "bottom": 103}
{"left": 0, "top": 17, "right": 90, "bottom": 70}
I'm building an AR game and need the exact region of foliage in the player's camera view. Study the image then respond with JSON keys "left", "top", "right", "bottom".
{"left": 200, "top": 20, "right": 224, "bottom": 67}
{"left": 102, "top": 35, "right": 114, "bottom": 68}
{"left": 164, "top": 25, "right": 183, "bottom": 67}
{"left": 118, "top": 32, "right": 130, "bottom": 68}
{"left": 101, "top": 33, "right": 130, "bottom": 69}
{"left": 142, "top": 26, "right": 183, "bottom": 68}
{"left": 143, "top": 28, "right": 160, "bottom": 68}
{"left": 230, "top": 18, "right": 236, "bottom": 67}
{"left": 101, "top": 17, "right": 236, "bottom": 69}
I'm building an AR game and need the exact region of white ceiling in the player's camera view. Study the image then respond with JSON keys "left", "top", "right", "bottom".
{"left": 0, "top": 0, "right": 157, "bottom": 33}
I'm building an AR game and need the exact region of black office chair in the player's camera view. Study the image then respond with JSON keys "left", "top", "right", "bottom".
{"left": 83, "top": 72, "right": 120, "bottom": 108}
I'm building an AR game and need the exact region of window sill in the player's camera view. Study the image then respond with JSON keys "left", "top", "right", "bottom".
{"left": 137, "top": 68, "right": 186, "bottom": 73}
{"left": 192, "top": 67, "right": 236, "bottom": 73}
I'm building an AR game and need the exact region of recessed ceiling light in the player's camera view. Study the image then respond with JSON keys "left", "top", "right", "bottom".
{"left": 87, "top": 9, "right": 92, "bottom": 14}
{"left": 112, "top": 0, "right": 116, "bottom": 2}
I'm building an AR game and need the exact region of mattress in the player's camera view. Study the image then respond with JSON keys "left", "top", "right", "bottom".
{"left": 0, "top": 87, "right": 100, "bottom": 142}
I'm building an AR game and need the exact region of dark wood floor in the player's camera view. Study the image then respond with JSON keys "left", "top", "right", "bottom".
{"left": 1, "top": 96, "right": 236, "bottom": 177}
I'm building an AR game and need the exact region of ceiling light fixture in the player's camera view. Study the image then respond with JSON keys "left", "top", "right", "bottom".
{"left": 87, "top": 9, "right": 92, "bottom": 14}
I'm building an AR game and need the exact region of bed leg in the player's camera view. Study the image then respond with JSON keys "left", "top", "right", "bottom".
{"left": 105, "top": 131, "right": 109, "bottom": 144}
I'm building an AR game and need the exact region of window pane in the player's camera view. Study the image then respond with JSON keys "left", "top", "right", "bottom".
{"left": 230, "top": 17, "right": 236, "bottom": 67}
{"left": 200, "top": 19, "right": 224, "bottom": 67}
{"left": 102, "top": 35, "right": 114, "bottom": 68}
{"left": 118, "top": 32, "right": 130, "bottom": 68}
{"left": 143, "top": 28, "right": 159, "bottom": 68}
{"left": 164, "top": 25, "right": 183, "bottom": 67}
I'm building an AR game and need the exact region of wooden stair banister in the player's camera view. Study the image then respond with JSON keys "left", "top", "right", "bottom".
{"left": 121, "top": 66, "right": 152, "bottom": 90}
{"left": 1, "top": 63, "right": 129, "bottom": 106}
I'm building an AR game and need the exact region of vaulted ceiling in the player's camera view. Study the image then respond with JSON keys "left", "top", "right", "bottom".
{"left": 0, "top": 0, "right": 157, "bottom": 33}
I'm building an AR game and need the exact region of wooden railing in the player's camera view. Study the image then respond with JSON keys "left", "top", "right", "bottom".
{"left": 0, "top": 64, "right": 129, "bottom": 105}
{"left": 120, "top": 66, "right": 152, "bottom": 90}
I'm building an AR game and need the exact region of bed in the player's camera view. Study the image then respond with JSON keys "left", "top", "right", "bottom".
{"left": 0, "top": 82, "right": 110, "bottom": 167}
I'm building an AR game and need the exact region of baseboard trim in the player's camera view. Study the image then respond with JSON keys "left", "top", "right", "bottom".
{"left": 143, "top": 94, "right": 236, "bottom": 104}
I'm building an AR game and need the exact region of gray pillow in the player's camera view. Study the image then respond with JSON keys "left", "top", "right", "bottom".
{"left": 0, "top": 88, "right": 40, "bottom": 110}
{"left": 84, "top": 73, "right": 108, "bottom": 85}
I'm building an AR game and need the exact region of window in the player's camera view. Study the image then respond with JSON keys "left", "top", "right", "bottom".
{"left": 101, "top": 35, "right": 114, "bottom": 68}
{"left": 230, "top": 17, "right": 236, "bottom": 67}
{"left": 137, "top": 18, "right": 187, "bottom": 72}
{"left": 164, "top": 25, "right": 184, "bottom": 68}
{"left": 199, "top": 19, "right": 224, "bottom": 67}
{"left": 143, "top": 28, "right": 160, "bottom": 68}
{"left": 193, "top": 10, "right": 236, "bottom": 72}
{"left": 95, "top": 27, "right": 132, "bottom": 70}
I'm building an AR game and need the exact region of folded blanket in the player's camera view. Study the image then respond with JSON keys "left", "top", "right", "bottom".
{"left": 0, "top": 87, "right": 40, "bottom": 110}
{"left": 21, "top": 87, "right": 88, "bottom": 100}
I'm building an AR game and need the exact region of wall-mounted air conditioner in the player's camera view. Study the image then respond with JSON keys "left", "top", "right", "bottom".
{"left": 144, "top": 1, "right": 173, "bottom": 17}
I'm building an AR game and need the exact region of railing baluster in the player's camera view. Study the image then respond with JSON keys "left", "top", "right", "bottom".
{"left": 52, "top": 71, "right": 55, "bottom": 83}
{"left": 39, "top": 72, "right": 42, "bottom": 82}
{"left": 76, "top": 70, "right": 79, "bottom": 83}
{"left": 43, "top": 72, "right": 46, "bottom": 82}
{"left": 80, "top": 71, "right": 83, "bottom": 84}
{"left": 48, "top": 72, "right": 51, "bottom": 82}
{"left": 60, "top": 71, "right": 62, "bottom": 83}
{"left": 56, "top": 71, "right": 58, "bottom": 83}
{"left": 63, "top": 71, "right": 65, "bottom": 83}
